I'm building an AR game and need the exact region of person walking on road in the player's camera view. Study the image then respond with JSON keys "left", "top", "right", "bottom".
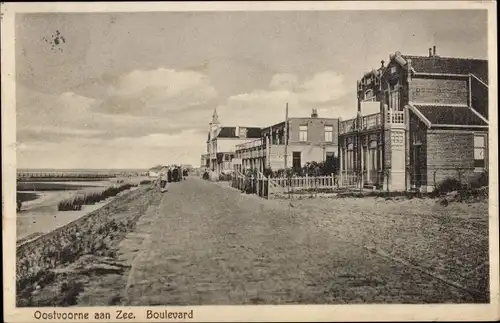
{"left": 159, "top": 166, "right": 169, "bottom": 193}
{"left": 167, "top": 166, "right": 173, "bottom": 185}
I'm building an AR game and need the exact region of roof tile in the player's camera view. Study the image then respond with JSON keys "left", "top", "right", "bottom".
{"left": 402, "top": 55, "right": 488, "bottom": 84}
{"left": 413, "top": 104, "right": 487, "bottom": 127}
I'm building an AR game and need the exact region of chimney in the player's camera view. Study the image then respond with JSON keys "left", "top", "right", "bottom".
{"left": 428, "top": 47, "right": 432, "bottom": 57}
{"left": 433, "top": 45, "right": 436, "bottom": 56}
{"left": 381, "top": 60, "right": 385, "bottom": 68}
{"left": 311, "top": 108, "right": 318, "bottom": 118}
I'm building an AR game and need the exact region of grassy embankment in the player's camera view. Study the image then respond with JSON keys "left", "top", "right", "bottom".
{"left": 16, "top": 182, "right": 160, "bottom": 307}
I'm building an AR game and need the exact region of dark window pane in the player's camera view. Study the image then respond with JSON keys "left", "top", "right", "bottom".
{"left": 474, "top": 159, "right": 485, "bottom": 168}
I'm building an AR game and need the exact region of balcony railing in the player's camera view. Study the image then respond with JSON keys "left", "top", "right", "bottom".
{"left": 235, "top": 138, "right": 266, "bottom": 151}
{"left": 340, "top": 110, "right": 405, "bottom": 134}
{"left": 340, "top": 119, "right": 357, "bottom": 134}
{"left": 386, "top": 110, "right": 404, "bottom": 124}
{"left": 361, "top": 113, "right": 382, "bottom": 130}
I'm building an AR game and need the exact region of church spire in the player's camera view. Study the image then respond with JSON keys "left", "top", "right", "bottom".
{"left": 210, "top": 108, "right": 220, "bottom": 125}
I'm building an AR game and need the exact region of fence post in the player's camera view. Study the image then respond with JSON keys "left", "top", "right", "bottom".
{"left": 305, "top": 174, "right": 309, "bottom": 190}
{"left": 267, "top": 176, "right": 271, "bottom": 199}
{"left": 331, "top": 173, "right": 335, "bottom": 189}
{"left": 256, "top": 173, "right": 259, "bottom": 196}
{"left": 433, "top": 169, "right": 438, "bottom": 192}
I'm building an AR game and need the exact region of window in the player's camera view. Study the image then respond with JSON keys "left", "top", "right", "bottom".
{"left": 390, "top": 66, "right": 397, "bottom": 74}
{"left": 293, "top": 152, "right": 301, "bottom": 170}
{"left": 369, "top": 141, "right": 377, "bottom": 172}
{"left": 379, "top": 146, "right": 383, "bottom": 171}
{"left": 474, "top": 135, "right": 486, "bottom": 168}
{"left": 239, "top": 127, "right": 247, "bottom": 138}
{"left": 324, "top": 126, "right": 333, "bottom": 142}
{"left": 347, "top": 143, "right": 354, "bottom": 172}
{"left": 389, "top": 88, "right": 400, "bottom": 111}
{"left": 364, "top": 89, "right": 373, "bottom": 100}
{"left": 299, "top": 125, "right": 308, "bottom": 142}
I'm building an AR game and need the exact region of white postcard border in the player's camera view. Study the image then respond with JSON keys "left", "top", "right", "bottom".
{"left": 2, "top": 1, "right": 498, "bottom": 322}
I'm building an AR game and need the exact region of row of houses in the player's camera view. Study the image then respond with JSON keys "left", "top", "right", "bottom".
{"left": 201, "top": 46, "right": 489, "bottom": 192}
{"left": 200, "top": 108, "right": 340, "bottom": 176}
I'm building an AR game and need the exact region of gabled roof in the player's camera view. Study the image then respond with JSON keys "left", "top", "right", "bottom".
{"left": 411, "top": 104, "right": 488, "bottom": 127}
{"left": 216, "top": 126, "right": 262, "bottom": 138}
{"left": 217, "top": 127, "right": 237, "bottom": 138}
{"left": 246, "top": 127, "right": 262, "bottom": 138}
{"left": 401, "top": 55, "right": 488, "bottom": 84}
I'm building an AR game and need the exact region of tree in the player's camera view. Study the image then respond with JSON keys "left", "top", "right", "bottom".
{"left": 322, "top": 154, "right": 339, "bottom": 175}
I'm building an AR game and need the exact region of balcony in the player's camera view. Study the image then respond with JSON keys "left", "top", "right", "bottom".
{"left": 339, "top": 110, "right": 404, "bottom": 135}
{"left": 235, "top": 138, "right": 266, "bottom": 151}
{"left": 385, "top": 110, "right": 404, "bottom": 124}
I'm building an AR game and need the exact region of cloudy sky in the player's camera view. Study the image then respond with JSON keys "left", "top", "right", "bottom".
{"left": 16, "top": 10, "right": 487, "bottom": 169}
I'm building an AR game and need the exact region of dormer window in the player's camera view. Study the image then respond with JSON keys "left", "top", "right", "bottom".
{"left": 364, "top": 89, "right": 374, "bottom": 100}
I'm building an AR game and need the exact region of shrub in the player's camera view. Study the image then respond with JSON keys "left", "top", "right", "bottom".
{"left": 202, "top": 171, "right": 210, "bottom": 180}
{"left": 219, "top": 173, "right": 232, "bottom": 181}
{"left": 140, "top": 179, "right": 152, "bottom": 185}
{"left": 469, "top": 171, "right": 488, "bottom": 189}
{"left": 57, "top": 183, "right": 136, "bottom": 211}
{"left": 434, "top": 177, "right": 467, "bottom": 195}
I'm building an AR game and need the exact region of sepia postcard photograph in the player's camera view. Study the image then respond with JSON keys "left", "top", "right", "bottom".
{"left": 2, "top": 1, "right": 499, "bottom": 322}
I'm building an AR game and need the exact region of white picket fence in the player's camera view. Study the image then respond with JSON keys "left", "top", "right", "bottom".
{"left": 231, "top": 171, "right": 363, "bottom": 199}
{"left": 270, "top": 174, "right": 337, "bottom": 190}
{"left": 338, "top": 172, "right": 360, "bottom": 188}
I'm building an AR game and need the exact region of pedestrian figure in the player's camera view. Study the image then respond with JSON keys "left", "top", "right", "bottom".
{"left": 159, "top": 166, "right": 169, "bottom": 192}
{"left": 167, "top": 167, "right": 173, "bottom": 184}
{"left": 172, "top": 167, "right": 180, "bottom": 182}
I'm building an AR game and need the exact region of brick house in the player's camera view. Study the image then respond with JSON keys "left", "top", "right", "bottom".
{"left": 339, "top": 47, "right": 489, "bottom": 192}
{"left": 234, "top": 109, "right": 340, "bottom": 173}
{"left": 201, "top": 109, "right": 261, "bottom": 176}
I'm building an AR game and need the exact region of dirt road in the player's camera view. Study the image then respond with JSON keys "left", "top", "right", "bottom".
{"left": 111, "top": 178, "right": 487, "bottom": 305}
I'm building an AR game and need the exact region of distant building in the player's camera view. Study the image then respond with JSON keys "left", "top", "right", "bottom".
{"left": 148, "top": 165, "right": 163, "bottom": 178}
{"left": 338, "top": 47, "right": 489, "bottom": 191}
{"left": 200, "top": 109, "right": 261, "bottom": 176}
{"left": 234, "top": 109, "right": 340, "bottom": 173}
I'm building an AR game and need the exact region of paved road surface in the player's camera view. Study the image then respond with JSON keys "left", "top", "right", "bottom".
{"left": 120, "top": 177, "right": 473, "bottom": 305}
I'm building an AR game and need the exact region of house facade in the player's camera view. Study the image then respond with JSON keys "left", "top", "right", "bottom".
{"left": 200, "top": 109, "right": 261, "bottom": 176}
{"left": 339, "top": 47, "right": 489, "bottom": 192}
{"left": 234, "top": 109, "right": 340, "bottom": 173}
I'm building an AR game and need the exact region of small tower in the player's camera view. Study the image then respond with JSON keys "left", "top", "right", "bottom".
{"left": 209, "top": 108, "right": 221, "bottom": 140}
{"left": 311, "top": 108, "right": 318, "bottom": 118}
{"left": 210, "top": 108, "right": 220, "bottom": 126}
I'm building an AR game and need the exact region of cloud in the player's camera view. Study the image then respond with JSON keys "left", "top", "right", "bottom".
{"left": 16, "top": 86, "right": 100, "bottom": 136}
{"left": 16, "top": 69, "right": 353, "bottom": 168}
{"left": 109, "top": 129, "right": 206, "bottom": 149}
{"left": 16, "top": 83, "right": 214, "bottom": 143}
{"left": 298, "top": 71, "right": 347, "bottom": 103}
{"left": 269, "top": 73, "right": 299, "bottom": 90}
{"left": 99, "top": 68, "right": 217, "bottom": 116}
{"left": 17, "top": 130, "right": 208, "bottom": 169}
{"left": 217, "top": 70, "right": 351, "bottom": 126}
